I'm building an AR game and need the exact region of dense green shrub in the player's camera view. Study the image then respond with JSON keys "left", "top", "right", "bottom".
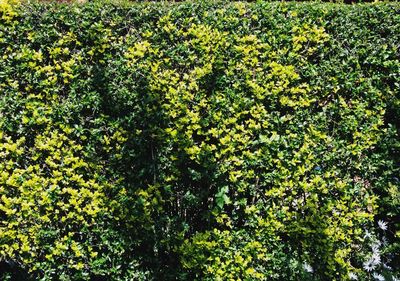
{"left": 0, "top": 1, "right": 399, "bottom": 280}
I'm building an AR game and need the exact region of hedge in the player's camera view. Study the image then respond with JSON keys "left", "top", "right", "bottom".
{"left": 0, "top": 1, "right": 399, "bottom": 280}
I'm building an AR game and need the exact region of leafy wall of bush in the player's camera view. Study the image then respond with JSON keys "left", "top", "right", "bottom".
{"left": 0, "top": 1, "right": 399, "bottom": 280}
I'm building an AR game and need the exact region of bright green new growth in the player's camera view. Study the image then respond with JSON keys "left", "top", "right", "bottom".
{"left": 0, "top": 1, "right": 399, "bottom": 280}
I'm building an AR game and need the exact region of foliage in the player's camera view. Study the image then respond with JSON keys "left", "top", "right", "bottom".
{"left": 0, "top": 1, "right": 399, "bottom": 280}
